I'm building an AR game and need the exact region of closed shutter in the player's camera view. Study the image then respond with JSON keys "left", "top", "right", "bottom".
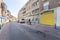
{"left": 40, "top": 10, "right": 54, "bottom": 25}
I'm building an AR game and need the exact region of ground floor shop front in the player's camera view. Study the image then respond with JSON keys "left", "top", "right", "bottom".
{"left": 40, "top": 10, "right": 54, "bottom": 26}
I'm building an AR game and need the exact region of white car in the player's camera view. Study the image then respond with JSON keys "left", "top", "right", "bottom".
{"left": 18, "top": 19, "right": 25, "bottom": 23}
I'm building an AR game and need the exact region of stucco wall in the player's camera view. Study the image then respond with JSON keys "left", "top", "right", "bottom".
{"left": 56, "top": 7, "right": 60, "bottom": 26}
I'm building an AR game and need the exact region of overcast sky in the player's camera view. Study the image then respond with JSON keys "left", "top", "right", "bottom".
{"left": 3, "top": 0, "right": 28, "bottom": 17}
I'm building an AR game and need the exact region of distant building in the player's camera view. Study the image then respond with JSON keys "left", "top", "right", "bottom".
{"left": 9, "top": 15, "right": 17, "bottom": 22}
{"left": 0, "top": 0, "right": 17, "bottom": 25}
{"left": 18, "top": 10, "right": 25, "bottom": 20}
{"left": 5, "top": 10, "right": 17, "bottom": 22}
{"left": 4, "top": 10, "right": 11, "bottom": 23}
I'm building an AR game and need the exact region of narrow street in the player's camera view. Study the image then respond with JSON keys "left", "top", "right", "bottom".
{"left": 1, "top": 0, "right": 60, "bottom": 40}
{"left": 0, "top": 22, "right": 60, "bottom": 40}
{"left": 0, "top": 22, "right": 44, "bottom": 40}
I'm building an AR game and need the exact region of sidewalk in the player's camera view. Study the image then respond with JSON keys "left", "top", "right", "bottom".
{"left": 23, "top": 24, "right": 60, "bottom": 39}
{"left": 0, "top": 30, "right": 1, "bottom": 33}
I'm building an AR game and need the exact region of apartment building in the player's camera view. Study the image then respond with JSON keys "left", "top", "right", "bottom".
{"left": 0, "top": 0, "right": 17, "bottom": 25}
{"left": 0, "top": 0, "right": 3, "bottom": 16}
{"left": 18, "top": 0, "right": 60, "bottom": 25}
{"left": 8, "top": 15, "right": 17, "bottom": 22}
{"left": 18, "top": 0, "right": 40, "bottom": 24}
{"left": 39, "top": 0, "right": 60, "bottom": 26}
{"left": 40, "top": 0, "right": 60, "bottom": 11}
{"left": 5, "top": 10, "right": 17, "bottom": 22}
{"left": 49, "top": 0, "right": 60, "bottom": 9}
{"left": 4, "top": 10, "right": 11, "bottom": 23}
{"left": 18, "top": 10, "right": 25, "bottom": 20}
{"left": 0, "top": 0, "right": 7, "bottom": 25}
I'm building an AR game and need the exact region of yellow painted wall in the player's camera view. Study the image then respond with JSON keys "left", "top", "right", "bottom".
{"left": 40, "top": 11, "right": 54, "bottom": 25}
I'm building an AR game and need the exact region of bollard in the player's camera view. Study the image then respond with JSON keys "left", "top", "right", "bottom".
{"left": 0, "top": 25, "right": 1, "bottom": 29}
{"left": 55, "top": 24, "right": 57, "bottom": 29}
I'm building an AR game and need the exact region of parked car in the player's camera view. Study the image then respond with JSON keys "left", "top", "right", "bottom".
{"left": 18, "top": 19, "right": 25, "bottom": 23}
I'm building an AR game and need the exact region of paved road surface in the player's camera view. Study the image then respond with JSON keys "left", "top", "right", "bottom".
{"left": 0, "top": 22, "right": 60, "bottom": 40}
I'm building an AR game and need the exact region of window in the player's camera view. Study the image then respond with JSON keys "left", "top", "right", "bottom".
{"left": 43, "top": 2, "right": 49, "bottom": 10}
{"left": 36, "top": 0, "right": 39, "bottom": 5}
{"left": 23, "top": 11, "right": 26, "bottom": 14}
{"left": 32, "top": 8, "right": 40, "bottom": 14}
{"left": 35, "top": 8, "right": 40, "bottom": 13}
{"left": 23, "top": 8, "right": 25, "bottom": 10}
{"left": 32, "top": 0, "right": 39, "bottom": 8}
{"left": 35, "top": 18, "right": 38, "bottom": 21}
{"left": 32, "top": 3, "right": 35, "bottom": 8}
{"left": 32, "top": 10, "right": 35, "bottom": 14}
